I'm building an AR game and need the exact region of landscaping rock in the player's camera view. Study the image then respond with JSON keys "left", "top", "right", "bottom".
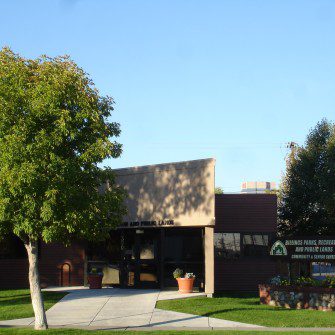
{"left": 259, "top": 284, "right": 335, "bottom": 311}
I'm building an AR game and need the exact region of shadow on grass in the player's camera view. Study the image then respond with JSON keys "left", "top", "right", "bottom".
{"left": 200, "top": 306, "right": 301, "bottom": 318}
{"left": 0, "top": 292, "right": 64, "bottom": 306}
{"left": 214, "top": 292, "right": 258, "bottom": 299}
{"left": 235, "top": 300, "right": 264, "bottom": 306}
{"left": 0, "top": 297, "right": 32, "bottom": 307}
{"left": 0, "top": 293, "right": 30, "bottom": 300}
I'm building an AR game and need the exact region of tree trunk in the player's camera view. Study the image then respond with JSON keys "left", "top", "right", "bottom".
{"left": 25, "top": 240, "right": 48, "bottom": 330}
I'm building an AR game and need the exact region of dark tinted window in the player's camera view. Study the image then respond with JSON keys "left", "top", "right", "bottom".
{"left": 243, "top": 234, "right": 269, "bottom": 257}
{"left": 164, "top": 229, "right": 203, "bottom": 262}
{"left": 214, "top": 233, "right": 240, "bottom": 259}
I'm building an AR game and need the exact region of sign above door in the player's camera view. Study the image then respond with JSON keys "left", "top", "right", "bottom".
{"left": 120, "top": 220, "right": 175, "bottom": 228}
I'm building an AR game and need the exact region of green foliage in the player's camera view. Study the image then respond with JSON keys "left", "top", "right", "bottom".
{"left": 278, "top": 119, "right": 335, "bottom": 236}
{"left": 270, "top": 275, "right": 335, "bottom": 288}
{"left": 279, "top": 278, "right": 291, "bottom": 286}
{"left": 293, "top": 276, "right": 318, "bottom": 287}
{"left": 0, "top": 48, "right": 127, "bottom": 245}
{"left": 214, "top": 187, "right": 224, "bottom": 194}
{"left": 325, "top": 276, "right": 335, "bottom": 288}
{"left": 265, "top": 189, "right": 279, "bottom": 195}
{"left": 89, "top": 267, "right": 103, "bottom": 275}
{"left": 173, "top": 268, "right": 183, "bottom": 279}
{"left": 269, "top": 276, "right": 290, "bottom": 286}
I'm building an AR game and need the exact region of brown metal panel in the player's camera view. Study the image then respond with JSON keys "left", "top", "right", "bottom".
{"left": 215, "top": 260, "right": 277, "bottom": 291}
{"left": 215, "top": 194, "right": 277, "bottom": 233}
{"left": 214, "top": 194, "right": 277, "bottom": 291}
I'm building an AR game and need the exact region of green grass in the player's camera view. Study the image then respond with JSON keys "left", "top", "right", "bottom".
{"left": 156, "top": 292, "right": 335, "bottom": 328}
{"left": 0, "top": 289, "right": 67, "bottom": 321}
{"left": 1, "top": 330, "right": 335, "bottom": 335}
{"left": 1, "top": 291, "right": 335, "bottom": 333}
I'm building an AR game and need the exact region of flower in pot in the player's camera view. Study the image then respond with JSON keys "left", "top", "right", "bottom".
{"left": 173, "top": 268, "right": 195, "bottom": 293}
{"left": 88, "top": 267, "right": 103, "bottom": 289}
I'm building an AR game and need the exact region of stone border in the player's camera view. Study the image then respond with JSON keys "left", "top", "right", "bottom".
{"left": 259, "top": 284, "right": 335, "bottom": 311}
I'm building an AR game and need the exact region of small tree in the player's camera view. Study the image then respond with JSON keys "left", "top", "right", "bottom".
{"left": 215, "top": 187, "right": 224, "bottom": 194}
{"left": 0, "top": 48, "right": 126, "bottom": 329}
{"left": 278, "top": 119, "right": 335, "bottom": 236}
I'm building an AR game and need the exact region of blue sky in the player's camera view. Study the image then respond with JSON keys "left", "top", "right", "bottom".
{"left": 1, "top": 0, "right": 334, "bottom": 192}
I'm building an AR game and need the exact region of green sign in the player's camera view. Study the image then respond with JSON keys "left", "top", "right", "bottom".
{"left": 270, "top": 240, "right": 288, "bottom": 256}
{"left": 270, "top": 237, "right": 335, "bottom": 262}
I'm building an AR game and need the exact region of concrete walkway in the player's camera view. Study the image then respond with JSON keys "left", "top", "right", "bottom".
{"left": 0, "top": 288, "right": 264, "bottom": 330}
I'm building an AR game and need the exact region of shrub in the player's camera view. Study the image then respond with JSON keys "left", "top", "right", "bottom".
{"left": 269, "top": 275, "right": 290, "bottom": 286}
{"left": 89, "top": 267, "right": 103, "bottom": 275}
{"left": 268, "top": 275, "right": 335, "bottom": 288}
{"left": 294, "top": 276, "right": 316, "bottom": 287}
{"left": 173, "top": 268, "right": 183, "bottom": 279}
{"left": 324, "top": 276, "right": 335, "bottom": 288}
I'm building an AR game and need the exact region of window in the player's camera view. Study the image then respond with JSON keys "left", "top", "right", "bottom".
{"left": 312, "top": 262, "right": 335, "bottom": 280}
{"left": 140, "top": 234, "right": 155, "bottom": 260}
{"left": 214, "top": 233, "right": 240, "bottom": 259}
{"left": 243, "top": 234, "right": 269, "bottom": 258}
{"left": 214, "top": 232, "right": 271, "bottom": 259}
{"left": 164, "top": 229, "right": 203, "bottom": 262}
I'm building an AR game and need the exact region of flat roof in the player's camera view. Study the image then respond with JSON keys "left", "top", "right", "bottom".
{"left": 113, "top": 158, "right": 215, "bottom": 176}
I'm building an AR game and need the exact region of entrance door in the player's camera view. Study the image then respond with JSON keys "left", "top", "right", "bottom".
{"left": 121, "top": 229, "right": 160, "bottom": 288}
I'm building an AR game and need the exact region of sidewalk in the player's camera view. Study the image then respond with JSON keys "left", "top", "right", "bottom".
{"left": 0, "top": 288, "right": 264, "bottom": 330}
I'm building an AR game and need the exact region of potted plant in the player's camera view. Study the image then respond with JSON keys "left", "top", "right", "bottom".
{"left": 173, "top": 268, "right": 195, "bottom": 293}
{"left": 88, "top": 267, "right": 103, "bottom": 289}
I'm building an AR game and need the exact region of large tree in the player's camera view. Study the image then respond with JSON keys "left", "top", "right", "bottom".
{"left": 278, "top": 120, "right": 335, "bottom": 237}
{"left": 0, "top": 48, "right": 126, "bottom": 329}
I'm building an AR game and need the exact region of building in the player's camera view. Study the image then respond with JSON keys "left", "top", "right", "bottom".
{"left": 0, "top": 159, "right": 277, "bottom": 293}
{"left": 241, "top": 181, "right": 276, "bottom": 194}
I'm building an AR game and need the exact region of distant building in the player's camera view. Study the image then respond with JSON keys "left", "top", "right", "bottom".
{"left": 241, "top": 181, "right": 276, "bottom": 194}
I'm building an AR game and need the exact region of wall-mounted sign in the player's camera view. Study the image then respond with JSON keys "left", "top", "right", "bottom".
{"left": 270, "top": 237, "right": 335, "bottom": 262}
{"left": 270, "top": 241, "right": 288, "bottom": 256}
{"left": 120, "top": 220, "right": 175, "bottom": 228}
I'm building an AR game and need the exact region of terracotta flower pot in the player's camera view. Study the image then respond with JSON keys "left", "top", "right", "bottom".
{"left": 88, "top": 274, "right": 103, "bottom": 289}
{"left": 177, "top": 277, "right": 194, "bottom": 293}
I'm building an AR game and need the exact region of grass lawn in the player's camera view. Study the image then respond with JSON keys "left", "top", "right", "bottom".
{"left": 156, "top": 292, "right": 335, "bottom": 328}
{"left": 0, "top": 289, "right": 67, "bottom": 321}
{"left": 1, "top": 330, "right": 335, "bottom": 335}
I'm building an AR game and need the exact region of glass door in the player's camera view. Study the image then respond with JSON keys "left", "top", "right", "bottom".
{"left": 121, "top": 231, "right": 136, "bottom": 287}
{"left": 121, "top": 229, "right": 160, "bottom": 288}
{"left": 138, "top": 231, "right": 159, "bottom": 288}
